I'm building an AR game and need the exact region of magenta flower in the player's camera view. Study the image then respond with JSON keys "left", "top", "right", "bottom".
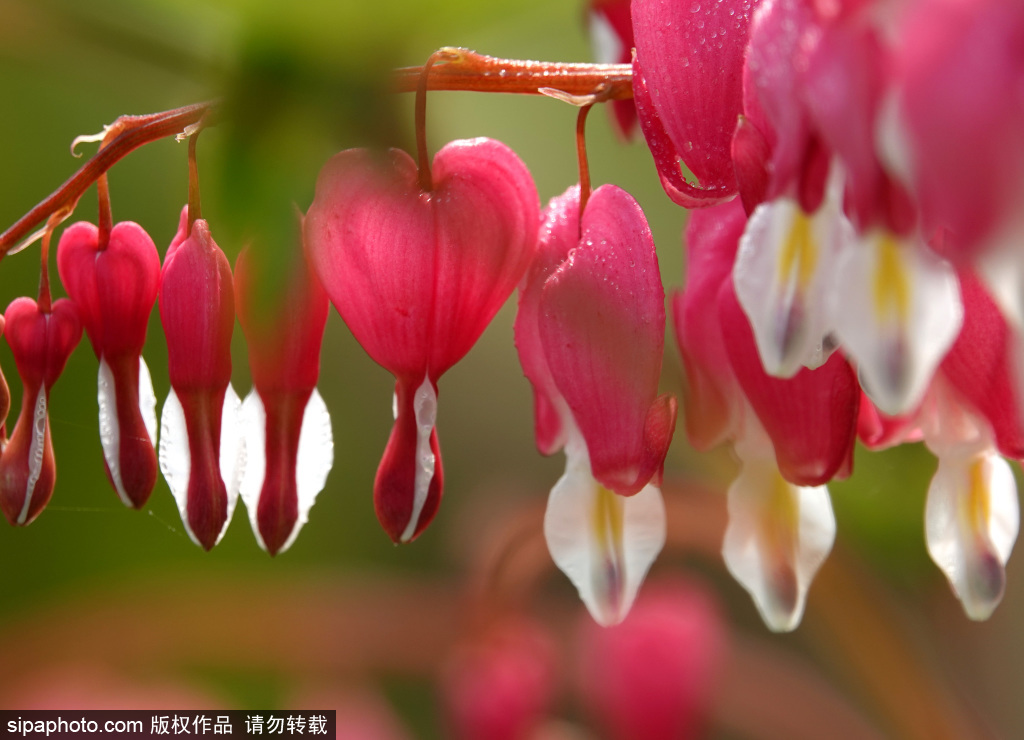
{"left": 57, "top": 220, "right": 160, "bottom": 509}
{"left": 631, "top": 0, "right": 759, "bottom": 207}
{"left": 676, "top": 200, "right": 849, "bottom": 630}
{"left": 0, "top": 297, "right": 81, "bottom": 526}
{"left": 305, "top": 140, "right": 539, "bottom": 543}
{"left": 516, "top": 184, "right": 676, "bottom": 625}
{"left": 235, "top": 240, "right": 333, "bottom": 555}
{"left": 158, "top": 208, "right": 245, "bottom": 550}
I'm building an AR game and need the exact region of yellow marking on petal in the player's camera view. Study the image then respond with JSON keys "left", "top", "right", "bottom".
{"left": 965, "top": 456, "right": 992, "bottom": 535}
{"left": 764, "top": 471, "right": 800, "bottom": 559}
{"left": 777, "top": 210, "right": 817, "bottom": 291}
{"left": 592, "top": 484, "right": 625, "bottom": 554}
{"left": 872, "top": 235, "right": 911, "bottom": 323}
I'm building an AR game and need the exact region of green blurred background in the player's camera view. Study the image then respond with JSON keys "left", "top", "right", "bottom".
{"left": 0, "top": 0, "right": 1020, "bottom": 737}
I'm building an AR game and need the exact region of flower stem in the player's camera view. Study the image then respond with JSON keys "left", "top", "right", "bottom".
{"left": 0, "top": 102, "right": 215, "bottom": 260}
{"left": 396, "top": 50, "right": 633, "bottom": 100}
{"left": 188, "top": 129, "right": 202, "bottom": 229}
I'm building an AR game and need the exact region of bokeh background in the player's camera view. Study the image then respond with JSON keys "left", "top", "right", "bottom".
{"left": 0, "top": 0, "right": 1020, "bottom": 737}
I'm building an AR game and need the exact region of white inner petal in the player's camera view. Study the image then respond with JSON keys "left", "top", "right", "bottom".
{"left": 216, "top": 383, "right": 245, "bottom": 546}
{"left": 925, "top": 449, "right": 1019, "bottom": 621}
{"left": 239, "top": 388, "right": 334, "bottom": 554}
{"left": 723, "top": 420, "right": 836, "bottom": 632}
{"left": 544, "top": 429, "right": 666, "bottom": 626}
{"left": 400, "top": 377, "right": 438, "bottom": 543}
{"left": 734, "top": 197, "right": 848, "bottom": 377}
{"left": 158, "top": 388, "right": 199, "bottom": 547}
{"left": 98, "top": 356, "right": 159, "bottom": 509}
{"left": 587, "top": 11, "right": 622, "bottom": 66}
{"left": 18, "top": 387, "right": 48, "bottom": 525}
{"left": 289, "top": 387, "right": 334, "bottom": 553}
{"left": 238, "top": 390, "right": 268, "bottom": 551}
{"left": 97, "top": 358, "right": 129, "bottom": 507}
{"left": 831, "top": 232, "right": 962, "bottom": 415}
{"left": 139, "top": 356, "right": 158, "bottom": 446}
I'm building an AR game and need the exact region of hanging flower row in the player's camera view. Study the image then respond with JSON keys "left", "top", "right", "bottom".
{"left": 1, "top": 0, "right": 1022, "bottom": 632}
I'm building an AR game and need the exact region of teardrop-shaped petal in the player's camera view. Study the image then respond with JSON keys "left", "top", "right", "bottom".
{"left": 0, "top": 298, "right": 81, "bottom": 526}
{"left": 304, "top": 141, "right": 539, "bottom": 385}
{"left": 893, "top": 0, "right": 1024, "bottom": 256}
{"left": 926, "top": 447, "right": 1018, "bottom": 621}
{"left": 159, "top": 385, "right": 244, "bottom": 549}
{"left": 514, "top": 185, "right": 580, "bottom": 457}
{"left": 719, "top": 282, "right": 858, "bottom": 486}
{"left": 374, "top": 376, "right": 443, "bottom": 543}
{"left": 941, "top": 269, "right": 1024, "bottom": 459}
{"left": 239, "top": 388, "right": 333, "bottom": 554}
{"left": 97, "top": 355, "right": 158, "bottom": 508}
{"left": 674, "top": 200, "right": 747, "bottom": 450}
{"left": 631, "top": 0, "right": 757, "bottom": 202}
{"left": 540, "top": 185, "right": 676, "bottom": 496}
{"left": 733, "top": 196, "right": 851, "bottom": 376}
{"left": 56, "top": 220, "right": 160, "bottom": 357}
{"left": 723, "top": 419, "right": 836, "bottom": 632}
{"left": 544, "top": 434, "right": 666, "bottom": 627}
{"left": 831, "top": 233, "right": 962, "bottom": 415}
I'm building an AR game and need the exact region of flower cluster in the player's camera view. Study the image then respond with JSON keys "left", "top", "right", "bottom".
{"left": 2, "top": 0, "right": 1022, "bottom": 635}
{"left": 632, "top": 0, "right": 1024, "bottom": 627}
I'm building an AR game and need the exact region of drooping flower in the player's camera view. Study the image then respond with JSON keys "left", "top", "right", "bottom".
{"left": 56, "top": 220, "right": 160, "bottom": 508}
{"left": 675, "top": 200, "right": 848, "bottom": 630}
{"left": 158, "top": 207, "right": 245, "bottom": 550}
{"left": 234, "top": 235, "right": 333, "bottom": 555}
{"left": 631, "top": 0, "right": 760, "bottom": 207}
{"left": 516, "top": 184, "right": 676, "bottom": 626}
{"left": 305, "top": 140, "right": 539, "bottom": 543}
{"left": 0, "top": 297, "right": 81, "bottom": 526}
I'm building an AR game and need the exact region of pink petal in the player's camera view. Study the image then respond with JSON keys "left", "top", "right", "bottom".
{"left": 632, "top": 0, "right": 758, "bottom": 201}
{"left": 799, "top": 22, "right": 886, "bottom": 230}
{"left": 539, "top": 185, "right": 676, "bottom": 496}
{"left": 235, "top": 245, "right": 332, "bottom": 554}
{"left": 0, "top": 298, "right": 81, "bottom": 525}
{"left": 305, "top": 141, "right": 539, "bottom": 385}
{"left": 742, "top": 0, "right": 815, "bottom": 198}
{"left": 673, "top": 199, "right": 747, "bottom": 450}
{"left": 856, "top": 392, "right": 923, "bottom": 450}
{"left": 375, "top": 377, "right": 443, "bottom": 543}
{"left": 894, "top": 0, "right": 1024, "bottom": 256}
{"left": 56, "top": 221, "right": 160, "bottom": 357}
{"left": 718, "top": 282, "right": 859, "bottom": 485}
{"left": 57, "top": 220, "right": 160, "bottom": 508}
{"left": 158, "top": 218, "right": 236, "bottom": 550}
{"left": 514, "top": 185, "right": 580, "bottom": 456}
{"left": 941, "top": 270, "right": 1024, "bottom": 459}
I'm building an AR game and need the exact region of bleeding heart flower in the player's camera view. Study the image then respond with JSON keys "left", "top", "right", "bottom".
{"left": 516, "top": 184, "right": 676, "bottom": 626}
{"left": 158, "top": 208, "right": 244, "bottom": 550}
{"left": 235, "top": 238, "right": 333, "bottom": 556}
{"left": 305, "top": 139, "right": 539, "bottom": 543}
{"left": 56, "top": 220, "right": 160, "bottom": 509}
{"left": 0, "top": 297, "right": 81, "bottom": 526}
{"left": 631, "top": 0, "right": 760, "bottom": 207}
